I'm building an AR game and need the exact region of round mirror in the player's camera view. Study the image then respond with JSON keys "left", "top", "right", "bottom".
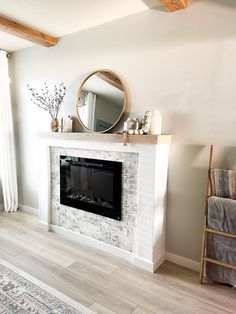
{"left": 76, "top": 70, "right": 127, "bottom": 132}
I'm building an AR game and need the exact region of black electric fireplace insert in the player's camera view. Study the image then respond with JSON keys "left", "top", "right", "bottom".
{"left": 60, "top": 155, "right": 122, "bottom": 220}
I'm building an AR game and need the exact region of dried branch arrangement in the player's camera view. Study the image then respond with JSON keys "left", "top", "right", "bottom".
{"left": 27, "top": 82, "right": 67, "bottom": 118}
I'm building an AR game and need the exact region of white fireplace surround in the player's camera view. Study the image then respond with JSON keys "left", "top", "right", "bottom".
{"left": 38, "top": 133, "right": 171, "bottom": 272}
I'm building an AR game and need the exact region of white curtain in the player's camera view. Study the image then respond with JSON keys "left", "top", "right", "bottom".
{"left": 78, "top": 91, "right": 96, "bottom": 130}
{"left": 0, "top": 50, "right": 18, "bottom": 212}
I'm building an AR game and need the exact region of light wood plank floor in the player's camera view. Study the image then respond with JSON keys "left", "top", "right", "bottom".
{"left": 0, "top": 211, "right": 235, "bottom": 314}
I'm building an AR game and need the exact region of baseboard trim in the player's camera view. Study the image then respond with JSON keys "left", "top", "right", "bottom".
{"left": 133, "top": 257, "right": 154, "bottom": 272}
{"left": 18, "top": 204, "right": 38, "bottom": 216}
{"left": 38, "top": 221, "right": 51, "bottom": 231}
{"left": 165, "top": 252, "right": 200, "bottom": 272}
{"left": 51, "top": 224, "right": 134, "bottom": 263}
{"left": 154, "top": 252, "right": 166, "bottom": 271}
{"left": 133, "top": 252, "right": 166, "bottom": 272}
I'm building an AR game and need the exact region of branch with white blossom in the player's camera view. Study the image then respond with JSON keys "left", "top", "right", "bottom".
{"left": 27, "top": 82, "right": 67, "bottom": 118}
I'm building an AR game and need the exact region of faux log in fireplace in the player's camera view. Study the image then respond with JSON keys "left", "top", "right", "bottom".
{"left": 60, "top": 155, "right": 122, "bottom": 220}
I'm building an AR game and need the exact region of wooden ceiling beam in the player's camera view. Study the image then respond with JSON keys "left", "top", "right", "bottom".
{"left": 0, "top": 15, "right": 58, "bottom": 47}
{"left": 160, "top": 0, "right": 188, "bottom": 12}
{"left": 96, "top": 72, "right": 124, "bottom": 91}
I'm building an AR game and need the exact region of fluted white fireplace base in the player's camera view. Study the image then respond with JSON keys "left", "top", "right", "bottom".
{"left": 38, "top": 133, "right": 171, "bottom": 272}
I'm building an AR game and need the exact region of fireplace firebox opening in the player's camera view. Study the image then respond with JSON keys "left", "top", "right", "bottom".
{"left": 60, "top": 155, "right": 122, "bottom": 220}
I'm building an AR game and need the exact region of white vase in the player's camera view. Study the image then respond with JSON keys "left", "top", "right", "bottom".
{"left": 150, "top": 110, "right": 162, "bottom": 134}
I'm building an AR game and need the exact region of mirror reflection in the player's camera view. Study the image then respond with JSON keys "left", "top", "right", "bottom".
{"left": 76, "top": 70, "right": 126, "bottom": 132}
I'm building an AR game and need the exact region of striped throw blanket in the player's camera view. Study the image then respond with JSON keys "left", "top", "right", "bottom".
{"left": 210, "top": 169, "right": 236, "bottom": 199}
{"left": 206, "top": 196, "right": 236, "bottom": 288}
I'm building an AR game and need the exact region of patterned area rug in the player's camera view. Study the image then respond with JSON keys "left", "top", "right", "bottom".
{"left": 0, "top": 259, "right": 94, "bottom": 314}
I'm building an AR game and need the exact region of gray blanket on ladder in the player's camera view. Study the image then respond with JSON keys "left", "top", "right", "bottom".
{"left": 205, "top": 196, "right": 236, "bottom": 287}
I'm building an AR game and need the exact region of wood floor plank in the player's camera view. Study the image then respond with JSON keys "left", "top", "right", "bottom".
{"left": 31, "top": 228, "right": 99, "bottom": 255}
{"left": 0, "top": 217, "right": 36, "bottom": 235}
{"left": 95, "top": 249, "right": 134, "bottom": 269}
{"left": 13, "top": 210, "right": 38, "bottom": 221}
{"left": 53, "top": 269, "right": 137, "bottom": 314}
{"left": 0, "top": 235, "right": 25, "bottom": 256}
{"left": 1, "top": 211, "right": 37, "bottom": 224}
{"left": 0, "top": 231, "right": 76, "bottom": 267}
{"left": 21, "top": 231, "right": 118, "bottom": 274}
{"left": 131, "top": 306, "right": 156, "bottom": 314}
{"left": 16, "top": 251, "right": 64, "bottom": 275}
{"left": 89, "top": 302, "right": 117, "bottom": 314}
{"left": 157, "top": 262, "right": 236, "bottom": 302}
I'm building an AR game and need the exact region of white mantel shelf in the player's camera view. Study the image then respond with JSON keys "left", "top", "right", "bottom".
{"left": 37, "top": 132, "right": 171, "bottom": 145}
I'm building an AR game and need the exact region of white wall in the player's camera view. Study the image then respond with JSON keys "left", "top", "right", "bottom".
{"left": 0, "top": 183, "right": 2, "bottom": 206}
{"left": 11, "top": 0, "right": 236, "bottom": 263}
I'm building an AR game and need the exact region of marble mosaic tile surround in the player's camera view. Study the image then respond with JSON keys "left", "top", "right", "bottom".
{"left": 50, "top": 147, "right": 139, "bottom": 253}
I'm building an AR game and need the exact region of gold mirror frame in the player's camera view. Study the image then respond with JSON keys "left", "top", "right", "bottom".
{"left": 76, "top": 69, "right": 127, "bottom": 133}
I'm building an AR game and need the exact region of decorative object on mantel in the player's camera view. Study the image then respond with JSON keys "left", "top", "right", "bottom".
{"left": 124, "top": 118, "right": 142, "bottom": 135}
{"left": 76, "top": 69, "right": 127, "bottom": 133}
{"left": 149, "top": 110, "right": 162, "bottom": 135}
{"left": 27, "top": 82, "right": 67, "bottom": 132}
{"left": 59, "top": 115, "right": 73, "bottom": 132}
{"left": 123, "top": 110, "right": 162, "bottom": 136}
{"left": 160, "top": 0, "right": 188, "bottom": 12}
{"left": 141, "top": 110, "right": 152, "bottom": 134}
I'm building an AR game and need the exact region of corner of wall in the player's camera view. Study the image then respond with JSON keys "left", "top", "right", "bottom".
{"left": 18, "top": 204, "right": 38, "bottom": 215}
{"left": 165, "top": 252, "right": 200, "bottom": 272}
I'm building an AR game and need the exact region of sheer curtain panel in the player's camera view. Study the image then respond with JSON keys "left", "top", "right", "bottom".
{"left": 0, "top": 50, "right": 18, "bottom": 212}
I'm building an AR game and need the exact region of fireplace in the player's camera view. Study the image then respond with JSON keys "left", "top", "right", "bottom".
{"left": 60, "top": 155, "right": 122, "bottom": 220}
{"left": 39, "top": 135, "right": 171, "bottom": 272}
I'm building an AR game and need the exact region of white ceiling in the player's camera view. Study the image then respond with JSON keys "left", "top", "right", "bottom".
{"left": 0, "top": 0, "right": 159, "bottom": 51}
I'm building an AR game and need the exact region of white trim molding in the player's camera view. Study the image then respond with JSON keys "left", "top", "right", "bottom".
{"left": 134, "top": 252, "right": 166, "bottom": 272}
{"left": 18, "top": 204, "right": 38, "bottom": 215}
{"left": 38, "top": 220, "right": 51, "bottom": 231}
{"left": 165, "top": 252, "right": 200, "bottom": 272}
